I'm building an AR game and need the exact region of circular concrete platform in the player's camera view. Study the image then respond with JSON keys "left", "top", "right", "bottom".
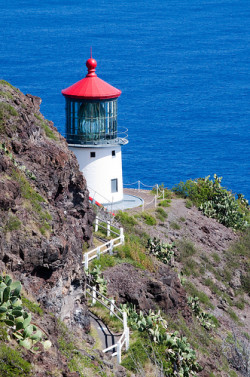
{"left": 103, "top": 194, "right": 143, "bottom": 211}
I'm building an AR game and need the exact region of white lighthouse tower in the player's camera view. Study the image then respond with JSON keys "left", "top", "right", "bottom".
{"left": 62, "top": 55, "right": 128, "bottom": 204}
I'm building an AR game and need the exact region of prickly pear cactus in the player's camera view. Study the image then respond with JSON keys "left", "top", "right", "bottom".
{"left": 0, "top": 275, "right": 51, "bottom": 351}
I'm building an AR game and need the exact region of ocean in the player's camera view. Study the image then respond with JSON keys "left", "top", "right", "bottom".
{"left": 1, "top": 0, "right": 249, "bottom": 198}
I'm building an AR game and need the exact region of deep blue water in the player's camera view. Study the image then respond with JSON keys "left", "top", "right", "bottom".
{"left": 1, "top": 0, "right": 249, "bottom": 198}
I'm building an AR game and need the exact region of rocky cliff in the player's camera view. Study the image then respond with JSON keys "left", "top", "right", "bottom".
{"left": 0, "top": 80, "right": 95, "bottom": 326}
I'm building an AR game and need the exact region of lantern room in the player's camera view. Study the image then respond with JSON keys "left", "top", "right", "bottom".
{"left": 62, "top": 55, "right": 128, "bottom": 205}
{"left": 62, "top": 57, "right": 123, "bottom": 146}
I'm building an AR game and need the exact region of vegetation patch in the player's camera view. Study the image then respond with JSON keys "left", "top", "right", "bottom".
{"left": 173, "top": 175, "right": 249, "bottom": 230}
{"left": 0, "top": 275, "right": 51, "bottom": 352}
{"left": 11, "top": 168, "right": 52, "bottom": 235}
{"left": 0, "top": 102, "right": 18, "bottom": 133}
{"left": 156, "top": 207, "right": 168, "bottom": 221}
{"left": 35, "top": 113, "right": 57, "bottom": 140}
{"left": 116, "top": 236, "right": 155, "bottom": 271}
{"left": 182, "top": 258, "right": 200, "bottom": 277}
{"left": 139, "top": 211, "right": 157, "bottom": 226}
{"left": 0, "top": 90, "right": 13, "bottom": 100}
{"left": 170, "top": 221, "right": 181, "bottom": 230}
{"left": 0, "top": 80, "right": 19, "bottom": 91}
{"left": 0, "top": 344, "right": 32, "bottom": 377}
{"left": 158, "top": 199, "right": 171, "bottom": 207}
{"left": 188, "top": 296, "right": 216, "bottom": 330}
{"left": 57, "top": 320, "right": 104, "bottom": 376}
{"left": 176, "top": 239, "right": 197, "bottom": 261}
{"left": 120, "top": 304, "right": 201, "bottom": 376}
{"left": 146, "top": 237, "right": 174, "bottom": 265}
{"left": 184, "top": 281, "right": 214, "bottom": 309}
{"left": 4, "top": 215, "right": 21, "bottom": 232}
{"left": 115, "top": 211, "right": 137, "bottom": 231}
{"left": 21, "top": 295, "right": 43, "bottom": 316}
{"left": 185, "top": 199, "right": 193, "bottom": 208}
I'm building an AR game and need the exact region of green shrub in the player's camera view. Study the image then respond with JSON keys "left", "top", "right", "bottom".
{"left": 227, "top": 308, "right": 241, "bottom": 323}
{"left": 211, "top": 252, "right": 220, "bottom": 263}
{"left": 21, "top": 296, "right": 43, "bottom": 316}
{"left": 156, "top": 207, "right": 168, "bottom": 220}
{"left": 176, "top": 239, "right": 197, "bottom": 260}
{"left": 140, "top": 212, "right": 157, "bottom": 226}
{"left": 234, "top": 300, "right": 245, "bottom": 310}
{"left": 173, "top": 175, "right": 249, "bottom": 230}
{"left": 117, "top": 237, "right": 154, "bottom": 271}
{"left": 115, "top": 211, "right": 137, "bottom": 231}
{"left": 182, "top": 258, "right": 199, "bottom": 277}
{"left": 158, "top": 199, "right": 171, "bottom": 207}
{"left": 0, "top": 344, "right": 32, "bottom": 377}
{"left": 91, "top": 254, "right": 116, "bottom": 270}
{"left": 184, "top": 281, "right": 214, "bottom": 309}
{"left": 121, "top": 337, "right": 149, "bottom": 372}
{"left": 170, "top": 221, "right": 181, "bottom": 230}
{"left": 185, "top": 199, "right": 193, "bottom": 208}
{"left": 4, "top": 215, "right": 21, "bottom": 232}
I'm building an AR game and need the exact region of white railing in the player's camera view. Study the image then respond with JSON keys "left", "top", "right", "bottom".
{"left": 124, "top": 181, "right": 170, "bottom": 211}
{"left": 86, "top": 284, "right": 129, "bottom": 364}
{"left": 83, "top": 217, "right": 124, "bottom": 269}
{"left": 124, "top": 179, "right": 156, "bottom": 191}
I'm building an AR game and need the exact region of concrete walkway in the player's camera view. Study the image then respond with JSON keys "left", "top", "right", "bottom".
{"left": 89, "top": 312, "right": 121, "bottom": 354}
{"left": 123, "top": 188, "right": 157, "bottom": 213}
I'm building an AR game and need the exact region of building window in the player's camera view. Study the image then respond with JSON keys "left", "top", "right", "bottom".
{"left": 112, "top": 150, "right": 116, "bottom": 157}
{"left": 90, "top": 152, "right": 95, "bottom": 158}
{"left": 111, "top": 179, "right": 118, "bottom": 193}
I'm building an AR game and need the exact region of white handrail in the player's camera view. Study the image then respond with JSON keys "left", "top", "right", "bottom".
{"left": 86, "top": 284, "right": 129, "bottom": 363}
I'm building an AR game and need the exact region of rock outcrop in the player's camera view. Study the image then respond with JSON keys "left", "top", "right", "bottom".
{"left": 0, "top": 80, "right": 95, "bottom": 328}
{"left": 104, "top": 262, "right": 192, "bottom": 320}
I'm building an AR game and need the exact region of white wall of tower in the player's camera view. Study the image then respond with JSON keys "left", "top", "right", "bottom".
{"left": 70, "top": 145, "right": 123, "bottom": 204}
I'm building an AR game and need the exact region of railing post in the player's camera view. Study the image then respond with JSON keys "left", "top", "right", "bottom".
{"left": 110, "top": 299, "right": 115, "bottom": 316}
{"left": 120, "top": 227, "right": 124, "bottom": 244}
{"left": 125, "top": 327, "right": 130, "bottom": 351}
{"left": 138, "top": 180, "right": 140, "bottom": 192}
{"left": 123, "top": 311, "right": 127, "bottom": 330}
{"left": 84, "top": 253, "right": 89, "bottom": 270}
{"left": 109, "top": 240, "right": 113, "bottom": 255}
{"left": 97, "top": 247, "right": 100, "bottom": 259}
{"left": 154, "top": 195, "right": 157, "bottom": 207}
{"left": 95, "top": 217, "right": 99, "bottom": 232}
{"left": 92, "top": 286, "right": 96, "bottom": 305}
{"left": 117, "top": 341, "right": 121, "bottom": 364}
{"left": 107, "top": 220, "right": 110, "bottom": 237}
{"left": 163, "top": 189, "right": 165, "bottom": 200}
{"left": 156, "top": 184, "right": 158, "bottom": 197}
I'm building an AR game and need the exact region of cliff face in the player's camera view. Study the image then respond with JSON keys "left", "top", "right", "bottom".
{"left": 0, "top": 80, "right": 95, "bottom": 325}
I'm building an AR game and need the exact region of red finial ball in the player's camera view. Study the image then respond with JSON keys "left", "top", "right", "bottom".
{"left": 86, "top": 58, "right": 97, "bottom": 70}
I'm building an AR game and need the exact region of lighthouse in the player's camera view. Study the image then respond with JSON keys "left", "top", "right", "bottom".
{"left": 62, "top": 56, "right": 128, "bottom": 205}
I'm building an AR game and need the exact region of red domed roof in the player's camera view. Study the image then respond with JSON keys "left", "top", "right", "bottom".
{"left": 62, "top": 57, "right": 121, "bottom": 100}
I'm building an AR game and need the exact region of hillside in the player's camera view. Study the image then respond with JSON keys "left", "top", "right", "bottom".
{"left": 0, "top": 81, "right": 249, "bottom": 377}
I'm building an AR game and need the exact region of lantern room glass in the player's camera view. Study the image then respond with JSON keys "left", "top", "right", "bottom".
{"left": 65, "top": 98, "right": 118, "bottom": 144}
